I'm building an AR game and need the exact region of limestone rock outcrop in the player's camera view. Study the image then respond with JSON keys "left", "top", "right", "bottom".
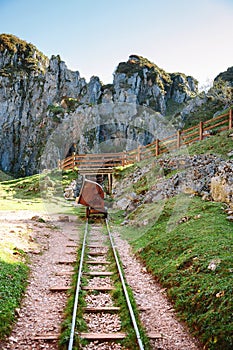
{"left": 112, "top": 55, "right": 198, "bottom": 114}
{"left": 113, "top": 155, "right": 233, "bottom": 213}
{"left": 0, "top": 35, "right": 198, "bottom": 176}
{"left": 210, "top": 162, "right": 233, "bottom": 208}
{"left": 0, "top": 34, "right": 87, "bottom": 175}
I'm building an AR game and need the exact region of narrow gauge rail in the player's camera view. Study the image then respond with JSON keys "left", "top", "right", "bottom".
{"left": 68, "top": 218, "right": 145, "bottom": 350}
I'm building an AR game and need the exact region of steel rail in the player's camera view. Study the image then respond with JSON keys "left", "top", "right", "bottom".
{"left": 105, "top": 218, "right": 145, "bottom": 350}
{"left": 68, "top": 219, "right": 88, "bottom": 350}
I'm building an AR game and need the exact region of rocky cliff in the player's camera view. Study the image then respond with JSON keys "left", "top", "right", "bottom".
{"left": 0, "top": 34, "right": 226, "bottom": 176}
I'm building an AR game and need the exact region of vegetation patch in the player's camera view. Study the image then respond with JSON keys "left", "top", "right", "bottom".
{"left": 0, "top": 169, "right": 78, "bottom": 213}
{"left": 0, "top": 34, "right": 48, "bottom": 74}
{"left": 119, "top": 196, "right": 232, "bottom": 350}
{"left": 0, "top": 227, "right": 31, "bottom": 340}
{"left": 0, "top": 259, "right": 29, "bottom": 339}
{"left": 187, "top": 129, "right": 233, "bottom": 159}
{"left": 115, "top": 55, "right": 171, "bottom": 88}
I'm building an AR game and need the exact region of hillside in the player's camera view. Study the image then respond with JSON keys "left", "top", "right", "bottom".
{"left": 0, "top": 130, "right": 232, "bottom": 349}
{"left": 110, "top": 130, "right": 233, "bottom": 350}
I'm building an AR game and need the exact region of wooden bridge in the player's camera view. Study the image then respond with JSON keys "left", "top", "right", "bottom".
{"left": 59, "top": 109, "right": 233, "bottom": 174}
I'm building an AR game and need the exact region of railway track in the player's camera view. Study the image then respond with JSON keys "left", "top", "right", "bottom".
{"left": 67, "top": 218, "right": 145, "bottom": 350}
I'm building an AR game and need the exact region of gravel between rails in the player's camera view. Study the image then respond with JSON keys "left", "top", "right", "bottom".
{"left": 83, "top": 313, "right": 122, "bottom": 333}
{"left": 85, "top": 293, "right": 114, "bottom": 307}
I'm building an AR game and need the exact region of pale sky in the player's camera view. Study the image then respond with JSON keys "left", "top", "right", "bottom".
{"left": 0, "top": 0, "right": 233, "bottom": 89}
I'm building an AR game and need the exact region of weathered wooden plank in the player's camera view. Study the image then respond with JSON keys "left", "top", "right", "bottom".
{"left": 147, "top": 332, "right": 164, "bottom": 339}
{"left": 88, "top": 251, "right": 106, "bottom": 256}
{"left": 83, "top": 271, "right": 113, "bottom": 276}
{"left": 83, "top": 306, "right": 120, "bottom": 312}
{"left": 33, "top": 334, "right": 59, "bottom": 340}
{"left": 50, "top": 286, "right": 70, "bottom": 292}
{"left": 58, "top": 260, "right": 76, "bottom": 265}
{"left": 86, "top": 260, "right": 110, "bottom": 264}
{"left": 55, "top": 271, "right": 74, "bottom": 276}
{"left": 82, "top": 286, "right": 114, "bottom": 291}
{"left": 79, "top": 332, "right": 126, "bottom": 340}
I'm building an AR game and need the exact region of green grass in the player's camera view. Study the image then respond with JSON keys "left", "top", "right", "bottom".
{"left": 0, "top": 241, "right": 29, "bottom": 339}
{"left": 0, "top": 261, "right": 29, "bottom": 339}
{"left": 118, "top": 196, "right": 233, "bottom": 350}
{"left": 187, "top": 129, "right": 233, "bottom": 158}
{"left": 0, "top": 171, "right": 13, "bottom": 182}
{"left": 0, "top": 169, "right": 78, "bottom": 212}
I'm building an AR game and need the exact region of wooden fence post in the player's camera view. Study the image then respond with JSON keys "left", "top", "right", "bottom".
{"left": 108, "top": 173, "right": 113, "bottom": 194}
{"left": 122, "top": 151, "right": 126, "bottom": 166}
{"left": 73, "top": 152, "right": 76, "bottom": 169}
{"left": 177, "top": 130, "right": 181, "bottom": 148}
{"left": 155, "top": 139, "right": 159, "bottom": 156}
{"left": 199, "top": 121, "right": 203, "bottom": 141}
{"left": 229, "top": 108, "right": 233, "bottom": 129}
{"left": 137, "top": 145, "right": 141, "bottom": 162}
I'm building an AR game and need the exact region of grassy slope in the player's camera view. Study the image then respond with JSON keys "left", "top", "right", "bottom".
{"left": 187, "top": 129, "right": 233, "bottom": 158}
{"left": 129, "top": 197, "right": 232, "bottom": 350}
{"left": 114, "top": 130, "right": 233, "bottom": 350}
{"left": 0, "top": 252, "right": 29, "bottom": 339}
{"left": 0, "top": 129, "right": 232, "bottom": 344}
{"left": 0, "top": 169, "right": 78, "bottom": 212}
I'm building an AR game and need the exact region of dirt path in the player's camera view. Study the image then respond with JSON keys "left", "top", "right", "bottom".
{"left": 0, "top": 210, "right": 80, "bottom": 350}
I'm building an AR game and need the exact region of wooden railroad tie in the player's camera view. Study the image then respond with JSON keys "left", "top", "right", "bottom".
{"left": 147, "top": 332, "right": 164, "bottom": 339}
{"left": 66, "top": 251, "right": 77, "bottom": 255}
{"left": 50, "top": 286, "right": 70, "bottom": 292}
{"left": 88, "top": 251, "right": 106, "bottom": 256}
{"left": 82, "top": 286, "right": 115, "bottom": 291}
{"left": 87, "top": 245, "right": 107, "bottom": 248}
{"left": 79, "top": 332, "right": 126, "bottom": 340}
{"left": 83, "top": 271, "right": 113, "bottom": 276}
{"left": 58, "top": 260, "right": 76, "bottom": 265}
{"left": 86, "top": 260, "right": 110, "bottom": 264}
{"left": 83, "top": 306, "right": 120, "bottom": 312}
{"left": 55, "top": 271, "right": 74, "bottom": 276}
{"left": 33, "top": 334, "right": 60, "bottom": 340}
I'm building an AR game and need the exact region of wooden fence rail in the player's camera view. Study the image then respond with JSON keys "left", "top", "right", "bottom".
{"left": 59, "top": 108, "right": 233, "bottom": 171}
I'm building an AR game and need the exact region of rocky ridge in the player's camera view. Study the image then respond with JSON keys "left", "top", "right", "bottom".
{"left": 0, "top": 35, "right": 198, "bottom": 176}
{"left": 0, "top": 34, "right": 232, "bottom": 177}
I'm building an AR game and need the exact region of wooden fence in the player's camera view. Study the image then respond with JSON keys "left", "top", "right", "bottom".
{"left": 59, "top": 108, "right": 233, "bottom": 171}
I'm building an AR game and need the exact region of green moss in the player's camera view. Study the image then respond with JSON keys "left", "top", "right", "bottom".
{"left": 115, "top": 55, "right": 171, "bottom": 89}
{"left": 0, "top": 34, "right": 48, "bottom": 74}
{"left": 62, "top": 97, "right": 80, "bottom": 112}
{"left": 47, "top": 104, "right": 65, "bottom": 120}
